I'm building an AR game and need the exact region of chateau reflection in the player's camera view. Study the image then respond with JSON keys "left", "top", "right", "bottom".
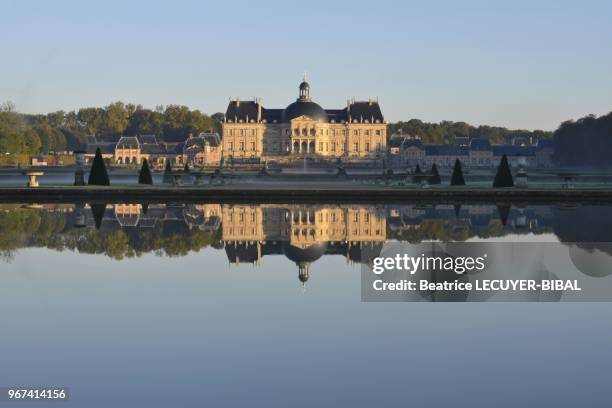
{"left": 1, "top": 201, "right": 566, "bottom": 272}
{"left": 3, "top": 202, "right": 612, "bottom": 283}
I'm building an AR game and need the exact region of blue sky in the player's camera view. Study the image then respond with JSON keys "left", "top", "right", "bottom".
{"left": 1, "top": 0, "right": 611, "bottom": 130}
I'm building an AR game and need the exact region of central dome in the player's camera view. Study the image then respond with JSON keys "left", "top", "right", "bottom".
{"left": 281, "top": 78, "right": 329, "bottom": 123}
{"left": 282, "top": 100, "right": 328, "bottom": 123}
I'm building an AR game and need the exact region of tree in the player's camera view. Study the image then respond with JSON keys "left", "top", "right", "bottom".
{"left": 414, "top": 164, "right": 422, "bottom": 174}
{"left": 88, "top": 148, "right": 110, "bottom": 186}
{"left": 450, "top": 159, "right": 465, "bottom": 186}
{"left": 90, "top": 203, "right": 107, "bottom": 230}
{"left": 429, "top": 163, "right": 441, "bottom": 185}
{"left": 23, "top": 129, "right": 42, "bottom": 155}
{"left": 493, "top": 154, "right": 514, "bottom": 188}
{"left": 163, "top": 159, "right": 173, "bottom": 184}
{"left": 138, "top": 159, "right": 153, "bottom": 185}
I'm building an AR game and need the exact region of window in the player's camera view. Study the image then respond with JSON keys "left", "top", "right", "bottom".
{"left": 319, "top": 142, "right": 323, "bottom": 151}
{"left": 353, "top": 130, "right": 358, "bottom": 136}
{"left": 331, "top": 142, "right": 336, "bottom": 152}
{"left": 240, "top": 129, "right": 244, "bottom": 136}
{"left": 228, "top": 142, "right": 233, "bottom": 150}
{"left": 353, "top": 143, "right": 359, "bottom": 152}
{"left": 365, "top": 130, "right": 370, "bottom": 136}
{"left": 240, "top": 141, "right": 245, "bottom": 151}
{"left": 376, "top": 130, "right": 381, "bottom": 136}
{"left": 250, "top": 142, "right": 255, "bottom": 151}
{"left": 376, "top": 143, "right": 381, "bottom": 152}
{"left": 365, "top": 143, "right": 370, "bottom": 152}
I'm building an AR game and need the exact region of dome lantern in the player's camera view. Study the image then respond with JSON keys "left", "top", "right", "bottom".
{"left": 298, "top": 74, "right": 311, "bottom": 101}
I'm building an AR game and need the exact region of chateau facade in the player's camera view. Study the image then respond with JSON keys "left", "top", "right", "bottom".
{"left": 221, "top": 79, "right": 387, "bottom": 162}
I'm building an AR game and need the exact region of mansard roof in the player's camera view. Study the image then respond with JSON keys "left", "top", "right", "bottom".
{"left": 225, "top": 100, "right": 259, "bottom": 123}
{"left": 138, "top": 134, "right": 158, "bottom": 145}
{"left": 492, "top": 145, "right": 536, "bottom": 156}
{"left": 424, "top": 144, "right": 468, "bottom": 156}
{"left": 116, "top": 136, "right": 140, "bottom": 149}
{"left": 184, "top": 133, "right": 221, "bottom": 150}
{"left": 469, "top": 138, "right": 492, "bottom": 151}
{"left": 325, "top": 109, "right": 348, "bottom": 123}
{"left": 263, "top": 108, "right": 283, "bottom": 123}
{"left": 348, "top": 101, "right": 384, "bottom": 123}
{"left": 141, "top": 144, "right": 165, "bottom": 154}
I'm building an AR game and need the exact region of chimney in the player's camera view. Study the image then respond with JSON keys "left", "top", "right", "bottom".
{"left": 257, "top": 97, "right": 262, "bottom": 122}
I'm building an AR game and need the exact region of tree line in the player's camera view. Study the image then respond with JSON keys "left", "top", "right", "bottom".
{"left": 553, "top": 112, "right": 612, "bottom": 167}
{"left": 0, "top": 100, "right": 224, "bottom": 156}
{"left": 387, "top": 119, "right": 552, "bottom": 144}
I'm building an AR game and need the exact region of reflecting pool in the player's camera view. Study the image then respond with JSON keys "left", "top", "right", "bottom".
{"left": 1, "top": 202, "right": 612, "bottom": 406}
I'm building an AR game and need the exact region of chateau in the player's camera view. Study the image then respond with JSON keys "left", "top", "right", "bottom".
{"left": 221, "top": 78, "right": 387, "bottom": 162}
{"left": 82, "top": 78, "right": 556, "bottom": 169}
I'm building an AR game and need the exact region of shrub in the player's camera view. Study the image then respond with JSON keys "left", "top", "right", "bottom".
{"left": 450, "top": 159, "right": 466, "bottom": 186}
{"left": 429, "top": 163, "right": 441, "bottom": 185}
{"left": 493, "top": 155, "right": 514, "bottom": 187}
{"left": 87, "top": 147, "right": 110, "bottom": 186}
{"left": 138, "top": 159, "right": 153, "bottom": 185}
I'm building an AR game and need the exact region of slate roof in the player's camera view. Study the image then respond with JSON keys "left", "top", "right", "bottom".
{"left": 138, "top": 134, "right": 158, "bottom": 145}
{"left": 141, "top": 144, "right": 166, "bottom": 154}
{"left": 184, "top": 133, "right": 221, "bottom": 151}
{"left": 263, "top": 108, "right": 283, "bottom": 123}
{"left": 348, "top": 101, "right": 384, "bottom": 123}
{"left": 492, "top": 145, "right": 536, "bottom": 156}
{"left": 116, "top": 136, "right": 139, "bottom": 149}
{"left": 325, "top": 109, "right": 349, "bottom": 123}
{"left": 224, "top": 98, "right": 383, "bottom": 124}
{"left": 469, "top": 138, "right": 492, "bottom": 151}
{"left": 225, "top": 100, "right": 259, "bottom": 123}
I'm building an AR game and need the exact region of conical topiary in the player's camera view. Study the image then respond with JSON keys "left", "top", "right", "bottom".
{"left": 429, "top": 163, "right": 441, "bottom": 185}
{"left": 88, "top": 147, "right": 110, "bottom": 186}
{"left": 163, "top": 159, "right": 173, "bottom": 184}
{"left": 184, "top": 163, "right": 190, "bottom": 173}
{"left": 497, "top": 204, "right": 511, "bottom": 226}
{"left": 138, "top": 158, "right": 153, "bottom": 185}
{"left": 450, "top": 159, "right": 466, "bottom": 186}
{"left": 493, "top": 154, "right": 514, "bottom": 188}
{"left": 414, "top": 164, "right": 422, "bottom": 174}
{"left": 90, "top": 202, "right": 107, "bottom": 230}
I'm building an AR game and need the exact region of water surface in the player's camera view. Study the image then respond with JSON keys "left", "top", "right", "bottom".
{"left": 1, "top": 202, "right": 611, "bottom": 407}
